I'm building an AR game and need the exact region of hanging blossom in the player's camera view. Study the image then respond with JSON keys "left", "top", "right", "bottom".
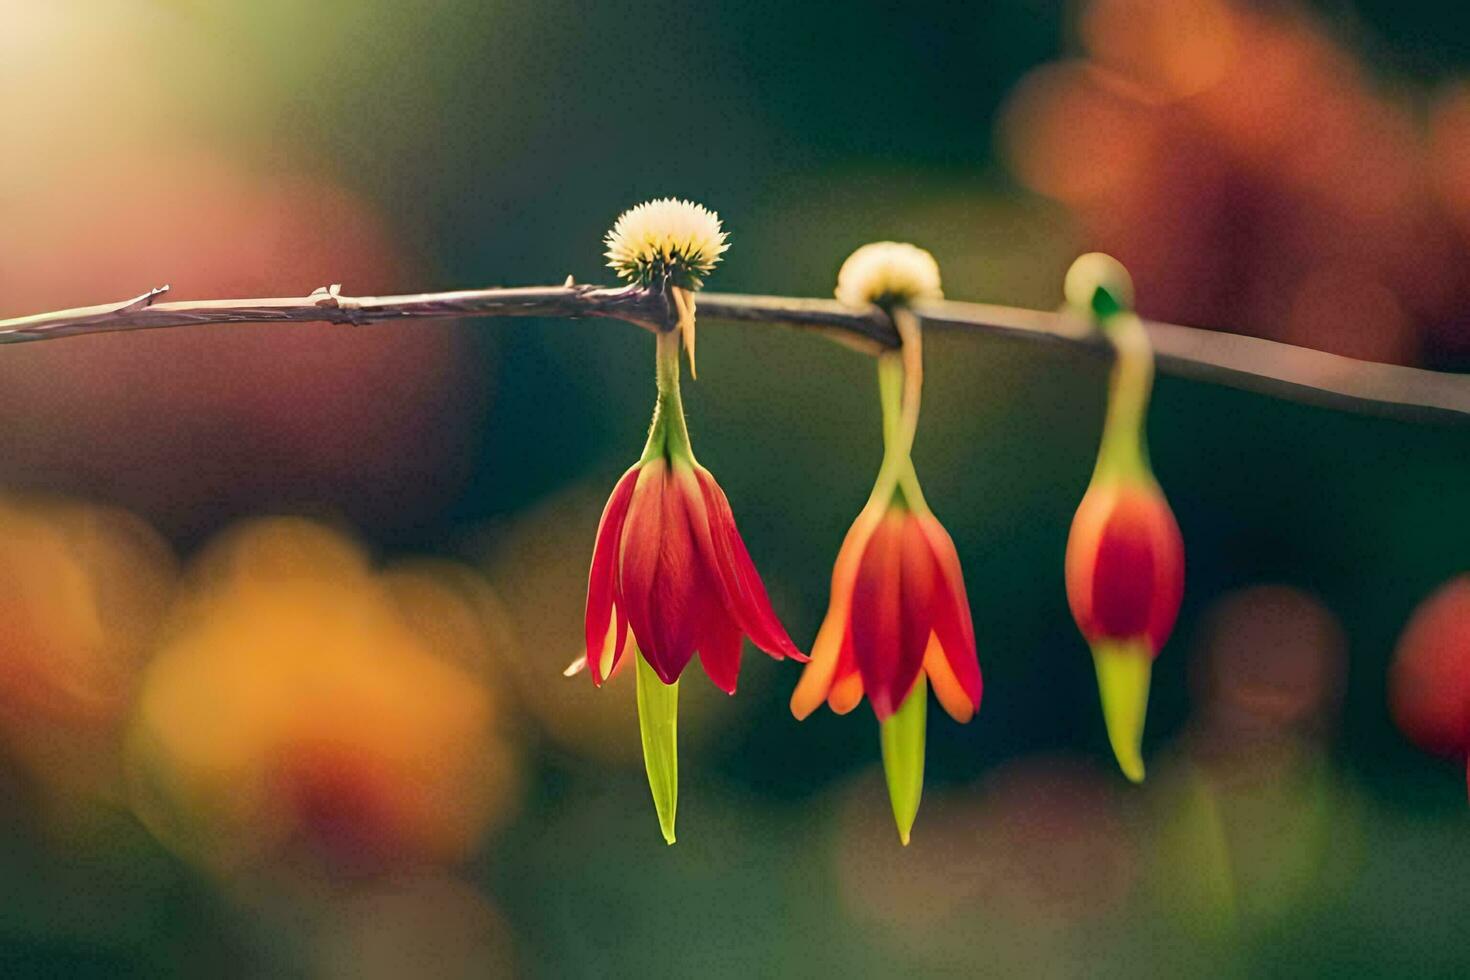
{"left": 1062, "top": 253, "right": 1185, "bottom": 783}
{"left": 575, "top": 199, "right": 805, "bottom": 844}
{"left": 791, "top": 242, "right": 982, "bottom": 845}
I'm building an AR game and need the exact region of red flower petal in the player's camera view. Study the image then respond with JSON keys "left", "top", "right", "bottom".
{"left": 791, "top": 502, "right": 884, "bottom": 719}
{"left": 619, "top": 460, "right": 701, "bottom": 683}
{"left": 895, "top": 512, "right": 940, "bottom": 704}
{"left": 698, "top": 607, "right": 744, "bottom": 695}
{"left": 1089, "top": 492, "right": 1157, "bottom": 640}
{"left": 914, "top": 512, "right": 982, "bottom": 714}
{"left": 1066, "top": 482, "right": 1185, "bottom": 654}
{"left": 851, "top": 509, "right": 933, "bottom": 721}
{"left": 692, "top": 465, "right": 805, "bottom": 661}
{"left": 1145, "top": 495, "right": 1185, "bottom": 653}
{"left": 584, "top": 465, "right": 639, "bottom": 686}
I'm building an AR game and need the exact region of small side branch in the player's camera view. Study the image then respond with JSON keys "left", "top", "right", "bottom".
{"left": 0, "top": 283, "right": 1466, "bottom": 424}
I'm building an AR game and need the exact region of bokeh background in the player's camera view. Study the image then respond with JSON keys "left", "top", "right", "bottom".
{"left": 2, "top": 0, "right": 1470, "bottom": 975}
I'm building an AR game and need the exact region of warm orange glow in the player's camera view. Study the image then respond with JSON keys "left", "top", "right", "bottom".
{"left": 0, "top": 496, "right": 175, "bottom": 797}
{"left": 130, "top": 518, "right": 520, "bottom": 876}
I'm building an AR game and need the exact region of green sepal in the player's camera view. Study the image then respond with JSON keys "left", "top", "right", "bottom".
{"left": 1089, "top": 284, "right": 1125, "bottom": 320}
{"left": 1092, "top": 638, "right": 1152, "bottom": 783}
{"left": 635, "top": 651, "right": 679, "bottom": 845}
{"left": 880, "top": 675, "right": 927, "bottom": 846}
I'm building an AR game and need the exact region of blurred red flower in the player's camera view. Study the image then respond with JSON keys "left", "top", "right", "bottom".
{"left": 1390, "top": 576, "right": 1470, "bottom": 797}
{"left": 1000, "top": 0, "right": 1470, "bottom": 367}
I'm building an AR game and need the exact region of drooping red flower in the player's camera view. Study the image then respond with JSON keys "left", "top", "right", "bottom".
{"left": 1065, "top": 480, "right": 1184, "bottom": 657}
{"left": 791, "top": 500, "right": 981, "bottom": 723}
{"left": 584, "top": 456, "right": 806, "bottom": 693}
{"left": 1059, "top": 252, "right": 1184, "bottom": 784}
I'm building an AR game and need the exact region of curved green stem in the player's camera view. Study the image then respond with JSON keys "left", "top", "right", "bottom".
{"left": 1092, "top": 312, "right": 1154, "bottom": 485}
{"left": 641, "top": 328, "right": 694, "bottom": 464}
{"left": 869, "top": 314, "right": 930, "bottom": 512}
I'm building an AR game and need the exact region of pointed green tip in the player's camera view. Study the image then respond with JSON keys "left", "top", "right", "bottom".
{"left": 635, "top": 653, "right": 679, "bottom": 847}
{"left": 1092, "top": 640, "right": 1152, "bottom": 784}
{"left": 881, "top": 676, "right": 927, "bottom": 847}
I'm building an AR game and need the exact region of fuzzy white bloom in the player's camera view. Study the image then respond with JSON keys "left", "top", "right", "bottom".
{"left": 604, "top": 198, "right": 729, "bottom": 289}
{"left": 834, "top": 242, "right": 943, "bottom": 309}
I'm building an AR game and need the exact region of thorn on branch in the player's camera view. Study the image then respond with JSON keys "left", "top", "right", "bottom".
{"left": 310, "top": 284, "right": 340, "bottom": 304}
{"left": 309, "top": 284, "right": 365, "bottom": 324}
{"left": 121, "top": 285, "right": 170, "bottom": 313}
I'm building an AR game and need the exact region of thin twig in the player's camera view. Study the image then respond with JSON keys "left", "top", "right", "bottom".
{"left": 911, "top": 300, "right": 1470, "bottom": 426}
{"left": 0, "top": 283, "right": 1466, "bottom": 424}
{"left": 0, "top": 281, "right": 669, "bottom": 342}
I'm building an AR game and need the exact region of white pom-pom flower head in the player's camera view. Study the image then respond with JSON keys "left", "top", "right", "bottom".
{"left": 835, "top": 242, "right": 943, "bottom": 309}
{"left": 604, "top": 198, "right": 729, "bottom": 290}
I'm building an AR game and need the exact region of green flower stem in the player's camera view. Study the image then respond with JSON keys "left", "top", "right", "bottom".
{"left": 892, "top": 307, "right": 924, "bottom": 455}
{"left": 1092, "top": 312, "right": 1154, "bottom": 485}
{"left": 877, "top": 352, "right": 906, "bottom": 462}
{"left": 635, "top": 651, "right": 679, "bottom": 845}
{"left": 870, "top": 338, "right": 929, "bottom": 513}
{"left": 641, "top": 328, "right": 694, "bottom": 464}
{"left": 880, "top": 675, "right": 927, "bottom": 846}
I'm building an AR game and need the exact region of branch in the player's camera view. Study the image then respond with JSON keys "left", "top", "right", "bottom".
{"left": 1, "top": 283, "right": 1466, "bottom": 425}
{"left": 912, "top": 301, "right": 1470, "bottom": 426}
{"left": 0, "top": 281, "right": 669, "bottom": 342}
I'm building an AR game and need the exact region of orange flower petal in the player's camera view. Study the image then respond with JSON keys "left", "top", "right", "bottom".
{"left": 914, "top": 512, "right": 982, "bottom": 714}
{"left": 923, "top": 634, "right": 973, "bottom": 724}
{"left": 791, "top": 503, "right": 884, "bottom": 719}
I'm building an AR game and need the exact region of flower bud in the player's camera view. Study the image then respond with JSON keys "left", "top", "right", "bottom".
{"left": 834, "top": 241, "right": 943, "bottom": 309}
{"left": 1062, "top": 252, "right": 1183, "bottom": 783}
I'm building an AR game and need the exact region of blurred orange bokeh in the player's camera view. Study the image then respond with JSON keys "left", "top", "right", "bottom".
{"left": 129, "top": 517, "right": 521, "bottom": 877}
{"left": 0, "top": 495, "right": 175, "bottom": 798}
